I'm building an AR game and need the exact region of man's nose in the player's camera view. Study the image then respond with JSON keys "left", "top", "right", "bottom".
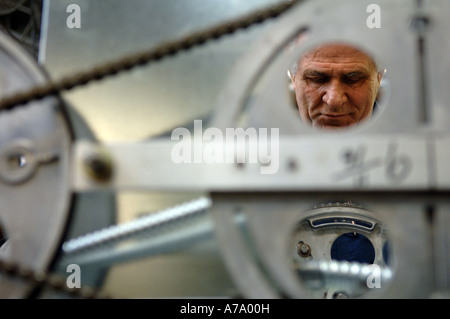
{"left": 322, "top": 80, "right": 347, "bottom": 109}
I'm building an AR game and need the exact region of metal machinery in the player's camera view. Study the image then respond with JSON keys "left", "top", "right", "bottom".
{"left": 0, "top": 0, "right": 448, "bottom": 299}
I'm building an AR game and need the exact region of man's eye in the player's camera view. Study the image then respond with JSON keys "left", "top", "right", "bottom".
{"left": 343, "top": 77, "right": 361, "bottom": 84}
{"left": 307, "top": 76, "right": 328, "bottom": 84}
{"left": 343, "top": 74, "right": 366, "bottom": 84}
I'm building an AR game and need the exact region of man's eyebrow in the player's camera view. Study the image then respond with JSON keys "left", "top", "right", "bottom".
{"left": 301, "top": 69, "right": 371, "bottom": 78}
{"left": 302, "top": 70, "right": 329, "bottom": 77}
{"left": 343, "top": 71, "right": 369, "bottom": 77}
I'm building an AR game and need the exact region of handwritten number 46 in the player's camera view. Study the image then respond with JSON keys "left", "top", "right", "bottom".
{"left": 334, "top": 143, "right": 412, "bottom": 186}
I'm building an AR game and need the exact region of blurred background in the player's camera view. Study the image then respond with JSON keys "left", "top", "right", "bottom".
{"left": 0, "top": 0, "right": 289, "bottom": 298}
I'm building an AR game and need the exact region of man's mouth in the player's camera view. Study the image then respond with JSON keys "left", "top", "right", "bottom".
{"left": 314, "top": 113, "right": 355, "bottom": 128}
{"left": 322, "top": 114, "right": 347, "bottom": 118}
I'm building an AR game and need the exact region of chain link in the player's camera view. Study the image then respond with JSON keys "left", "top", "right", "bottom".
{"left": 0, "top": 0, "right": 299, "bottom": 111}
{"left": 0, "top": 258, "right": 113, "bottom": 298}
{"left": 0, "top": 0, "right": 300, "bottom": 298}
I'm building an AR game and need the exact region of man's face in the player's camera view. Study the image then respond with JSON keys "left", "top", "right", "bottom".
{"left": 292, "top": 44, "right": 382, "bottom": 129}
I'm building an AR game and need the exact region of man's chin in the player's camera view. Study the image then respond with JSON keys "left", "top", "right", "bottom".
{"left": 317, "top": 125, "right": 348, "bottom": 130}
{"left": 312, "top": 117, "right": 357, "bottom": 130}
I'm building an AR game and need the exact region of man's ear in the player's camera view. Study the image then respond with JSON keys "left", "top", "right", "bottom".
{"left": 288, "top": 70, "right": 299, "bottom": 111}
{"left": 288, "top": 70, "right": 295, "bottom": 85}
{"left": 377, "top": 70, "right": 383, "bottom": 87}
{"left": 288, "top": 70, "right": 296, "bottom": 93}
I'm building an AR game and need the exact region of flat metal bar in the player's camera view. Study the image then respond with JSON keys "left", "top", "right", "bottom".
{"left": 71, "top": 134, "right": 445, "bottom": 192}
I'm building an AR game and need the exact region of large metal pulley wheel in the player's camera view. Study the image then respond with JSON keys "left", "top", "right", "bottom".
{"left": 209, "top": 0, "right": 449, "bottom": 299}
{"left": 0, "top": 31, "right": 74, "bottom": 298}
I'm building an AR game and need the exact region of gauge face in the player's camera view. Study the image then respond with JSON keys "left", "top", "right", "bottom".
{"left": 330, "top": 233, "right": 376, "bottom": 264}
{"left": 290, "top": 204, "right": 392, "bottom": 299}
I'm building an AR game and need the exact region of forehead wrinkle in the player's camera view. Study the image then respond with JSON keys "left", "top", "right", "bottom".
{"left": 298, "top": 44, "right": 378, "bottom": 73}
{"left": 298, "top": 61, "right": 376, "bottom": 81}
{"left": 302, "top": 61, "right": 372, "bottom": 75}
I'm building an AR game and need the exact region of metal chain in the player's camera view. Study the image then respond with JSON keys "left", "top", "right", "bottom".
{"left": 0, "top": 258, "right": 113, "bottom": 298}
{"left": 0, "top": 0, "right": 299, "bottom": 111}
{"left": 0, "top": 0, "right": 300, "bottom": 298}
{"left": 1, "top": 196, "right": 210, "bottom": 299}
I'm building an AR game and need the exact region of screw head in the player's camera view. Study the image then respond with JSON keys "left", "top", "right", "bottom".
{"left": 297, "top": 241, "right": 311, "bottom": 257}
{"left": 0, "top": 140, "right": 38, "bottom": 185}
{"left": 83, "top": 148, "right": 113, "bottom": 183}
